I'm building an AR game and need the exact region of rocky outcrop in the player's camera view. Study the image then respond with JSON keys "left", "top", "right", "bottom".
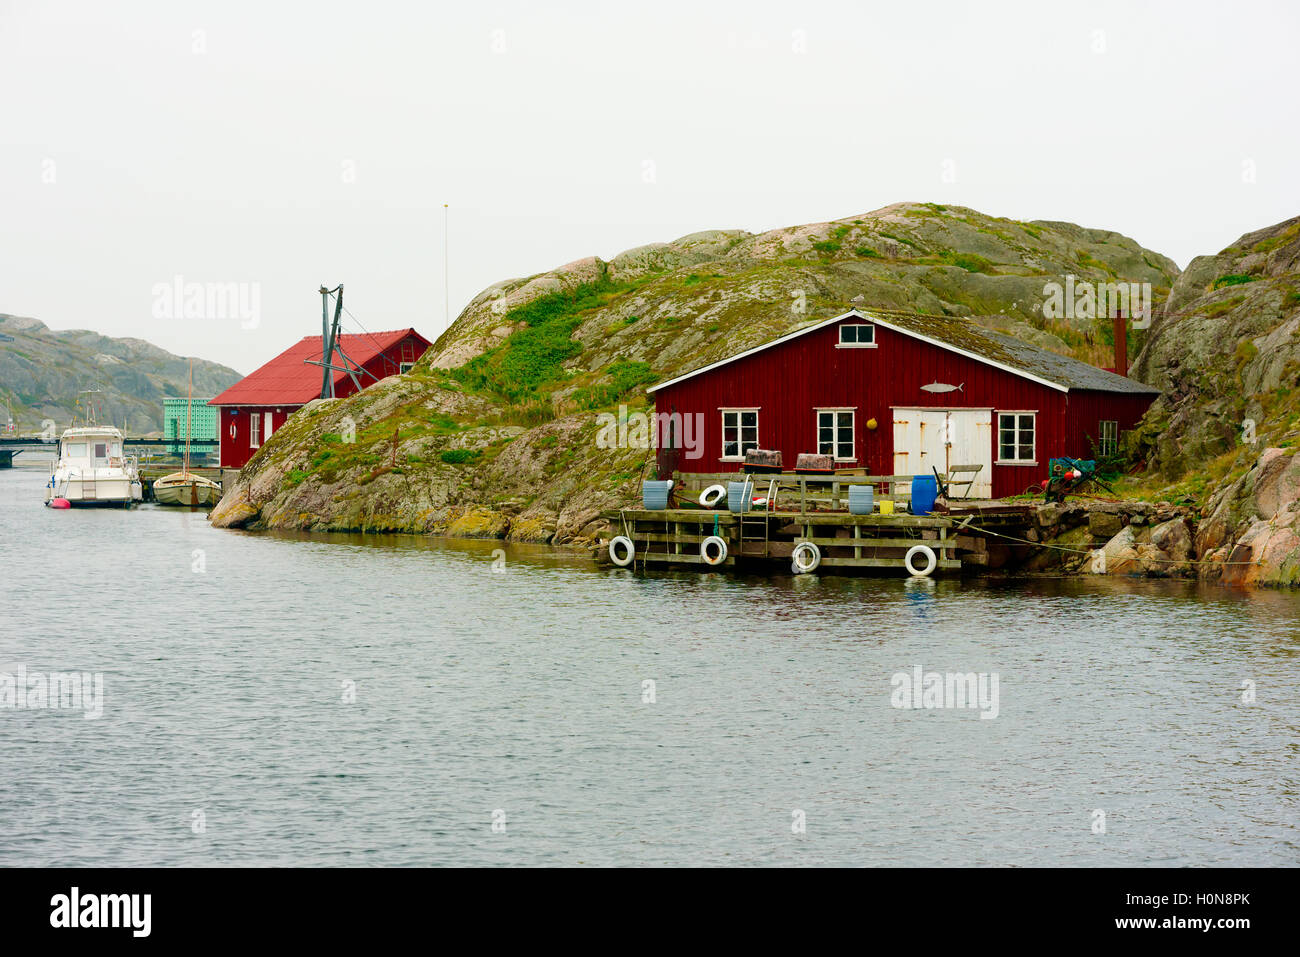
{"left": 1124, "top": 215, "right": 1300, "bottom": 585}
{"left": 210, "top": 373, "right": 651, "bottom": 544}
{"left": 1194, "top": 447, "right": 1300, "bottom": 586}
{"left": 1012, "top": 500, "right": 1197, "bottom": 578}
{"left": 1132, "top": 216, "right": 1300, "bottom": 480}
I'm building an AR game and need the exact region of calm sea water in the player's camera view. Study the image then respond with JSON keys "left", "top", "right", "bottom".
{"left": 1, "top": 463, "right": 1297, "bottom": 866}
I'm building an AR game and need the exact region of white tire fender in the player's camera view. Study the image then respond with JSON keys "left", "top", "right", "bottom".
{"left": 700, "top": 535, "right": 728, "bottom": 566}
{"left": 699, "top": 484, "right": 726, "bottom": 508}
{"left": 904, "top": 544, "right": 937, "bottom": 577}
{"left": 608, "top": 535, "right": 635, "bottom": 567}
{"left": 792, "top": 541, "right": 821, "bottom": 574}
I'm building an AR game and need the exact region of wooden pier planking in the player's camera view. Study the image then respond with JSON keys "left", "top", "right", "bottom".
{"left": 597, "top": 471, "right": 1042, "bottom": 575}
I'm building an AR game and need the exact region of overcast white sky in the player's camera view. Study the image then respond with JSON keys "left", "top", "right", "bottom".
{"left": 2, "top": 0, "right": 1297, "bottom": 374}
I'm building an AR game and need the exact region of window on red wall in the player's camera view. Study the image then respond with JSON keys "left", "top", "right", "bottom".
{"left": 997, "top": 412, "right": 1035, "bottom": 463}
{"left": 721, "top": 409, "right": 758, "bottom": 460}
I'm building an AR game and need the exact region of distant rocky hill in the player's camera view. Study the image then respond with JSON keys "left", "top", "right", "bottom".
{"left": 211, "top": 202, "right": 1178, "bottom": 541}
{"left": 0, "top": 314, "right": 242, "bottom": 434}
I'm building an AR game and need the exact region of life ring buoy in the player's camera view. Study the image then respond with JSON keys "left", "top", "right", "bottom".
{"left": 792, "top": 541, "right": 821, "bottom": 574}
{"left": 700, "top": 535, "right": 728, "bottom": 566}
{"left": 904, "top": 544, "right": 937, "bottom": 578}
{"left": 699, "top": 484, "right": 726, "bottom": 508}
{"left": 229, "top": 423, "right": 236, "bottom": 439}
{"left": 608, "top": 535, "right": 635, "bottom": 567}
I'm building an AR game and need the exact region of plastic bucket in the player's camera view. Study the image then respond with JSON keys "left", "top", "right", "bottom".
{"left": 911, "top": 475, "right": 938, "bottom": 516}
{"left": 727, "top": 481, "right": 753, "bottom": 513}
{"left": 641, "top": 480, "right": 673, "bottom": 510}
{"left": 847, "top": 484, "right": 874, "bottom": 515}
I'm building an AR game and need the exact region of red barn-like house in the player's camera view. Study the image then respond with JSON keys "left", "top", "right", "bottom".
{"left": 649, "top": 309, "right": 1158, "bottom": 499}
{"left": 210, "top": 328, "right": 431, "bottom": 469}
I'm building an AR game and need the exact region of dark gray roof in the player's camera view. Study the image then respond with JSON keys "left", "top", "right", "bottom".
{"left": 984, "top": 330, "right": 1160, "bottom": 394}
{"left": 648, "top": 309, "right": 1161, "bottom": 395}
{"left": 872, "top": 311, "right": 1160, "bottom": 394}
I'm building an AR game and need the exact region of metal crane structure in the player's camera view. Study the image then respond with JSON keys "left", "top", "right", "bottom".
{"left": 306, "top": 283, "right": 364, "bottom": 400}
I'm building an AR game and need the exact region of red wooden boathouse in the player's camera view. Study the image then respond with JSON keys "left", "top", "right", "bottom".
{"left": 209, "top": 328, "right": 431, "bottom": 469}
{"left": 648, "top": 309, "right": 1158, "bottom": 499}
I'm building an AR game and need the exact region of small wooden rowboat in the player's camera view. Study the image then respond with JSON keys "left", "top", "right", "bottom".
{"left": 153, "top": 471, "right": 222, "bottom": 507}
{"left": 154, "top": 358, "right": 221, "bottom": 507}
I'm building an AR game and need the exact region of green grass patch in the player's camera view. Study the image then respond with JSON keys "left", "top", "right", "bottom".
{"left": 1212, "top": 274, "right": 1258, "bottom": 290}
{"left": 1202, "top": 295, "right": 1245, "bottom": 319}
{"left": 440, "top": 448, "right": 481, "bottom": 465}
{"left": 1076, "top": 251, "right": 1117, "bottom": 277}
{"left": 880, "top": 232, "right": 920, "bottom": 250}
{"left": 936, "top": 251, "right": 998, "bottom": 274}
{"left": 571, "top": 360, "right": 656, "bottom": 410}
{"left": 449, "top": 277, "right": 636, "bottom": 403}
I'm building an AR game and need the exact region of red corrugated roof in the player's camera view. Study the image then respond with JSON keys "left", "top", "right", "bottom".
{"left": 210, "top": 329, "right": 428, "bottom": 406}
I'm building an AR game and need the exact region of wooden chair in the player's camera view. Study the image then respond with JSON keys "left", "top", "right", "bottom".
{"left": 944, "top": 464, "right": 984, "bottom": 500}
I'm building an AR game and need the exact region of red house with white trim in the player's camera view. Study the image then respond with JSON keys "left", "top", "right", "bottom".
{"left": 210, "top": 328, "right": 431, "bottom": 469}
{"left": 649, "top": 309, "right": 1158, "bottom": 499}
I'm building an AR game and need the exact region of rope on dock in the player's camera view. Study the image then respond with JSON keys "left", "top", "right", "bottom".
{"left": 965, "top": 523, "right": 1263, "bottom": 566}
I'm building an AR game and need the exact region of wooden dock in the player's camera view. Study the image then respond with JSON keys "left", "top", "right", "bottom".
{"left": 595, "top": 471, "right": 1025, "bottom": 575}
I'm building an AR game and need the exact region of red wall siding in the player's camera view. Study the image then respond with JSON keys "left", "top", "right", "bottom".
{"left": 217, "top": 406, "right": 299, "bottom": 469}
{"left": 1062, "top": 390, "right": 1153, "bottom": 460}
{"left": 215, "top": 335, "right": 429, "bottom": 469}
{"left": 653, "top": 318, "right": 1156, "bottom": 499}
{"left": 334, "top": 334, "right": 429, "bottom": 400}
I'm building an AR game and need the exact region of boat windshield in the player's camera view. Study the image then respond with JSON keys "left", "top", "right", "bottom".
{"left": 63, "top": 442, "right": 87, "bottom": 460}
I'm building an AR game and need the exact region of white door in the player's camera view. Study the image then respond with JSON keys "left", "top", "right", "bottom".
{"left": 892, "top": 409, "right": 948, "bottom": 492}
{"left": 946, "top": 410, "right": 993, "bottom": 497}
{"left": 893, "top": 408, "right": 993, "bottom": 498}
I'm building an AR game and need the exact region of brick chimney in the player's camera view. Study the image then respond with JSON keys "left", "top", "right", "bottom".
{"left": 1112, "top": 310, "right": 1128, "bottom": 377}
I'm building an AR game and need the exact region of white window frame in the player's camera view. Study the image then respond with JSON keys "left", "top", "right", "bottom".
{"left": 996, "top": 411, "right": 1036, "bottom": 465}
{"left": 719, "top": 408, "right": 759, "bottom": 461}
{"left": 1099, "top": 419, "right": 1118, "bottom": 456}
{"left": 836, "top": 323, "right": 877, "bottom": 348}
{"left": 400, "top": 362, "right": 415, "bottom": 374}
{"left": 264, "top": 411, "right": 274, "bottom": 441}
{"left": 815, "top": 408, "right": 856, "bottom": 461}
{"left": 249, "top": 411, "right": 261, "bottom": 449}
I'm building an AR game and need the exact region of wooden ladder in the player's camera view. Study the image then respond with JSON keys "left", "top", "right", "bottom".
{"left": 738, "top": 478, "right": 777, "bottom": 558}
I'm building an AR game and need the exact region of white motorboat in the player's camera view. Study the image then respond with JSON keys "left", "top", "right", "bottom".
{"left": 45, "top": 426, "right": 142, "bottom": 508}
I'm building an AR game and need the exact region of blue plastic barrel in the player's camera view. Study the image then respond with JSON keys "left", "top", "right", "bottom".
{"left": 910, "top": 474, "right": 938, "bottom": 516}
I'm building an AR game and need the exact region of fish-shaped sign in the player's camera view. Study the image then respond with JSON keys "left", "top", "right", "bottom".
{"left": 920, "top": 381, "right": 964, "bottom": 393}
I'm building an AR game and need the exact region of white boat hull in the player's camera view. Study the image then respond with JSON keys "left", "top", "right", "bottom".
{"left": 45, "top": 426, "right": 141, "bottom": 508}
{"left": 45, "top": 476, "right": 136, "bottom": 506}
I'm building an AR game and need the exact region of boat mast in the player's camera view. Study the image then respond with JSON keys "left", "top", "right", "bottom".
{"left": 184, "top": 358, "right": 193, "bottom": 475}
